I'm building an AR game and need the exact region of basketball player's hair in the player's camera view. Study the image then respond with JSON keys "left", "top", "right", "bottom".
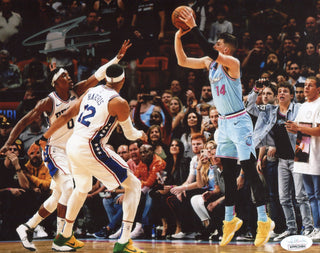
{"left": 219, "top": 32, "right": 238, "bottom": 50}
{"left": 106, "top": 64, "right": 124, "bottom": 82}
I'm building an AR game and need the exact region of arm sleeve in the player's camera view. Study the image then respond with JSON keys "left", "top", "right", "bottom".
{"left": 119, "top": 117, "right": 143, "bottom": 141}
{"left": 190, "top": 26, "right": 219, "bottom": 60}
{"left": 94, "top": 56, "right": 120, "bottom": 81}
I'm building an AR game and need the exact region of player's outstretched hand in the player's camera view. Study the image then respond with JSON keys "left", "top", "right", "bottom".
{"left": 117, "top": 40, "right": 132, "bottom": 60}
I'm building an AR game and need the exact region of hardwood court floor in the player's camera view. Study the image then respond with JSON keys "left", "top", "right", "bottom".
{"left": 0, "top": 239, "right": 319, "bottom": 253}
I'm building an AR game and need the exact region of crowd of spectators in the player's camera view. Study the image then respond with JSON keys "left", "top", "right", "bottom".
{"left": 1, "top": 0, "right": 320, "bottom": 243}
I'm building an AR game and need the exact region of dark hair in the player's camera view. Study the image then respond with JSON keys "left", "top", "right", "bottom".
{"left": 182, "top": 108, "right": 202, "bottom": 138}
{"left": 295, "top": 82, "right": 304, "bottom": 88}
{"left": 106, "top": 64, "right": 124, "bottom": 79}
{"left": 219, "top": 32, "right": 238, "bottom": 50}
{"left": 278, "top": 81, "right": 294, "bottom": 95}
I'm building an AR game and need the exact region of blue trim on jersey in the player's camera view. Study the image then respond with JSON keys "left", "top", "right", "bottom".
{"left": 90, "top": 116, "right": 128, "bottom": 182}
{"left": 44, "top": 145, "right": 58, "bottom": 177}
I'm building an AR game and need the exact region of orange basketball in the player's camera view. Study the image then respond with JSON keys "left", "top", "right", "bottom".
{"left": 171, "top": 6, "right": 196, "bottom": 31}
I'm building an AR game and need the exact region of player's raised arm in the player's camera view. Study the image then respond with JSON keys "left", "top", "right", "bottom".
{"left": 73, "top": 40, "right": 132, "bottom": 96}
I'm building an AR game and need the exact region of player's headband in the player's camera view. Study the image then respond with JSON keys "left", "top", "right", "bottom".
{"left": 51, "top": 68, "right": 66, "bottom": 87}
{"left": 105, "top": 71, "right": 124, "bottom": 83}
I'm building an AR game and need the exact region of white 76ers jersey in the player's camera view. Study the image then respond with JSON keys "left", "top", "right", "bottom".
{"left": 73, "top": 85, "right": 119, "bottom": 144}
{"left": 47, "top": 91, "right": 78, "bottom": 149}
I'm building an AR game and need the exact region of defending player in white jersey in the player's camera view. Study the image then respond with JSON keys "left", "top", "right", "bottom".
{"left": 0, "top": 40, "right": 132, "bottom": 252}
{"left": 38, "top": 64, "right": 148, "bottom": 253}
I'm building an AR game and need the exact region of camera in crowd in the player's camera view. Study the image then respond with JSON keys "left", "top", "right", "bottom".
{"left": 141, "top": 94, "right": 155, "bottom": 101}
{"left": 255, "top": 78, "right": 271, "bottom": 88}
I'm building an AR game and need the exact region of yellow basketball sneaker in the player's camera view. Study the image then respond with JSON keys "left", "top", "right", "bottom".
{"left": 113, "top": 239, "right": 146, "bottom": 253}
{"left": 53, "top": 233, "right": 84, "bottom": 250}
{"left": 220, "top": 216, "right": 243, "bottom": 246}
{"left": 254, "top": 217, "right": 275, "bottom": 247}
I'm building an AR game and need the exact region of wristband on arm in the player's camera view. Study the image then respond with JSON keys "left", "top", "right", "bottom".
{"left": 191, "top": 27, "right": 219, "bottom": 60}
{"left": 94, "top": 56, "right": 120, "bottom": 81}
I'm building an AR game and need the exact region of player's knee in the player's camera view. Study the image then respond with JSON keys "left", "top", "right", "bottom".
{"left": 43, "top": 190, "right": 61, "bottom": 213}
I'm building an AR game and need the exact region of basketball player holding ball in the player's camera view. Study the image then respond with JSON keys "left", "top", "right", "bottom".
{"left": 173, "top": 7, "right": 275, "bottom": 247}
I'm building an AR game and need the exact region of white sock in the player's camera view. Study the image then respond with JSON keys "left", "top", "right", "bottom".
{"left": 57, "top": 217, "right": 65, "bottom": 234}
{"left": 26, "top": 212, "right": 44, "bottom": 229}
{"left": 118, "top": 221, "right": 133, "bottom": 244}
{"left": 62, "top": 221, "right": 73, "bottom": 238}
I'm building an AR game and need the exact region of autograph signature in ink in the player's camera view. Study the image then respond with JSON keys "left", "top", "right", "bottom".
{"left": 22, "top": 16, "right": 110, "bottom": 54}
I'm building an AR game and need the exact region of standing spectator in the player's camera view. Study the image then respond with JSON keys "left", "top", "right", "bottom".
{"left": 131, "top": 0, "right": 165, "bottom": 60}
{"left": 0, "top": 49, "right": 22, "bottom": 101}
{"left": 241, "top": 38, "right": 267, "bottom": 80}
{"left": 262, "top": 52, "right": 285, "bottom": 82}
{"left": 161, "top": 90, "right": 173, "bottom": 108}
{"left": 301, "top": 16, "right": 320, "bottom": 46}
{"left": 249, "top": 82, "right": 314, "bottom": 241}
{"left": 93, "top": 0, "right": 125, "bottom": 59}
{"left": 301, "top": 42, "right": 320, "bottom": 75}
{"left": 198, "top": 84, "right": 214, "bottom": 106}
{"left": 208, "top": 8, "right": 233, "bottom": 44}
{"left": 0, "top": 0, "right": 22, "bottom": 56}
{"left": 295, "top": 82, "right": 306, "bottom": 103}
{"left": 286, "top": 76, "right": 320, "bottom": 240}
{"left": 288, "top": 61, "right": 303, "bottom": 86}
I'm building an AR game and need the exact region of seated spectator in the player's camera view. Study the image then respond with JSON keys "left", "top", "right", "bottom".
{"left": 169, "top": 96, "right": 185, "bottom": 139}
{"left": 19, "top": 114, "right": 47, "bottom": 155}
{"left": 131, "top": 144, "right": 166, "bottom": 239}
{"left": 149, "top": 138, "right": 190, "bottom": 238}
{"left": 15, "top": 87, "right": 39, "bottom": 121}
{"left": 93, "top": 181, "right": 125, "bottom": 239}
{"left": 117, "top": 144, "right": 130, "bottom": 162}
{"left": 24, "top": 144, "right": 53, "bottom": 237}
{"left": 205, "top": 106, "right": 219, "bottom": 142}
{"left": 180, "top": 108, "right": 209, "bottom": 158}
{"left": 134, "top": 95, "right": 172, "bottom": 146}
{"left": 168, "top": 134, "right": 207, "bottom": 239}
{"left": 0, "top": 139, "right": 30, "bottom": 240}
{"left": 147, "top": 125, "right": 168, "bottom": 160}
{"left": 127, "top": 140, "right": 142, "bottom": 174}
{"left": 0, "top": 115, "right": 13, "bottom": 147}
{"left": 161, "top": 90, "right": 173, "bottom": 108}
{"left": 0, "top": 49, "right": 22, "bottom": 101}
{"left": 190, "top": 141, "right": 225, "bottom": 240}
